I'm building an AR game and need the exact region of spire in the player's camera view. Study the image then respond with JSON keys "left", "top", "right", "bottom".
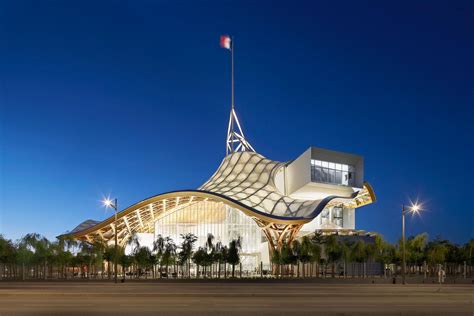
{"left": 226, "top": 107, "right": 255, "bottom": 155}
{"left": 221, "top": 35, "right": 255, "bottom": 155}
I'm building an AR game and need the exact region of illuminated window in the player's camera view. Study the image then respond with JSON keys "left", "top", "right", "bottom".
{"left": 332, "top": 206, "right": 343, "bottom": 227}
{"left": 320, "top": 209, "right": 329, "bottom": 226}
{"left": 311, "top": 159, "right": 355, "bottom": 186}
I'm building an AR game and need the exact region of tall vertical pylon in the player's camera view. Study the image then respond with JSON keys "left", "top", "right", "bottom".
{"left": 220, "top": 35, "right": 255, "bottom": 155}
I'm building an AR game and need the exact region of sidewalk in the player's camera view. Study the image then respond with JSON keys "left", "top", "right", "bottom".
{"left": 1, "top": 276, "right": 473, "bottom": 284}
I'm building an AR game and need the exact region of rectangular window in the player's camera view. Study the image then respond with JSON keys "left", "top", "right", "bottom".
{"left": 311, "top": 160, "right": 355, "bottom": 186}
{"left": 332, "top": 206, "right": 343, "bottom": 227}
{"left": 315, "top": 167, "right": 323, "bottom": 182}
{"left": 342, "top": 171, "right": 349, "bottom": 185}
{"left": 322, "top": 168, "right": 329, "bottom": 182}
{"left": 329, "top": 169, "right": 335, "bottom": 183}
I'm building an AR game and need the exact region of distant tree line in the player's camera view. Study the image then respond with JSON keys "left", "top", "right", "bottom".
{"left": 0, "top": 232, "right": 242, "bottom": 280}
{"left": 0, "top": 232, "right": 472, "bottom": 280}
{"left": 271, "top": 233, "right": 473, "bottom": 278}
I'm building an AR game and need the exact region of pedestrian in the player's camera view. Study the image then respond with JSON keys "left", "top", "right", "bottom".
{"left": 438, "top": 266, "right": 446, "bottom": 284}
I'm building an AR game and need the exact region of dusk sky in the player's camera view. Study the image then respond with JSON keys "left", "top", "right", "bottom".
{"left": 1, "top": 1, "right": 472, "bottom": 244}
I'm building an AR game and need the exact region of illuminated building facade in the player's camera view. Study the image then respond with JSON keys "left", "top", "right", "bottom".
{"left": 64, "top": 107, "right": 376, "bottom": 268}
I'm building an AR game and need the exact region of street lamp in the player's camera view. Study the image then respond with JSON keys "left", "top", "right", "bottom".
{"left": 402, "top": 202, "right": 421, "bottom": 285}
{"left": 103, "top": 197, "right": 118, "bottom": 284}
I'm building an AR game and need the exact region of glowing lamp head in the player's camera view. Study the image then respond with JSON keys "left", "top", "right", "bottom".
{"left": 409, "top": 202, "right": 422, "bottom": 215}
{"left": 103, "top": 198, "right": 113, "bottom": 208}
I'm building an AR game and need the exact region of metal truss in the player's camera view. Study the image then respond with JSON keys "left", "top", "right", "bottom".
{"left": 226, "top": 107, "right": 255, "bottom": 155}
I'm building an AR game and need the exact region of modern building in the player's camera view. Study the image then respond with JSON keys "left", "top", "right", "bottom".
{"left": 64, "top": 107, "right": 375, "bottom": 268}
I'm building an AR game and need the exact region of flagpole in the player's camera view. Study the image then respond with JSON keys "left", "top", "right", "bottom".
{"left": 230, "top": 37, "right": 235, "bottom": 153}
{"left": 231, "top": 36, "right": 234, "bottom": 111}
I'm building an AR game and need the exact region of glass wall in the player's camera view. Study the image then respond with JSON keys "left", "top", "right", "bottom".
{"left": 154, "top": 200, "right": 264, "bottom": 269}
{"left": 332, "top": 206, "right": 343, "bottom": 227}
{"left": 311, "top": 159, "right": 355, "bottom": 186}
{"left": 319, "top": 205, "right": 344, "bottom": 228}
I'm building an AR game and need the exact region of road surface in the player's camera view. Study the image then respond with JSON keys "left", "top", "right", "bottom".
{"left": 0, "top": 280, "right": 471, "bottom": 315}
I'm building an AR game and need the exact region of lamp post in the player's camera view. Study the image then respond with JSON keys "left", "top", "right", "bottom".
{"left": 402, "top": 202, "right": 420, "bottom": 285}
{"left": 103, "top": 198, "right": 118, "bottom": 284}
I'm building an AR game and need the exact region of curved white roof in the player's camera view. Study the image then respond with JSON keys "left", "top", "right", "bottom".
{"left": 200, "top": 151, "right": 350, "bottom": 218}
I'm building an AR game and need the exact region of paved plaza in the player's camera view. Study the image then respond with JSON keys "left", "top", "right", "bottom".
{"left": 0, "top": 280, "right": 472, "bottom": 315}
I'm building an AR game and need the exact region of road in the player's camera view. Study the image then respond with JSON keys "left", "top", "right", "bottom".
{"left": 0, "top": 280, "right": 471, "bottom": 315}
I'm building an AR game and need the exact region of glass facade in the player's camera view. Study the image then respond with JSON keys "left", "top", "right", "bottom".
{"left": 320, "top": 206, "right": 344, "bottom": 228}
{"left": 332, "top": 206, "right": 343, "bottom": 227}
{"left": 154, "top": 200, "right": 263, "bottom": 269}
{"left": 311, "top": 159, "right": 355, "bottom": 186}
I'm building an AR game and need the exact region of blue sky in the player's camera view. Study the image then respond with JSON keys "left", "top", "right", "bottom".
{"left": 0, "top": 0, "right": 472, "bottom": 244}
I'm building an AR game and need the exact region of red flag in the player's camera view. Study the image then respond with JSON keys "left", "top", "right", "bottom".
{"left": 220, "top": 35, "right": 231, "bottom": 50}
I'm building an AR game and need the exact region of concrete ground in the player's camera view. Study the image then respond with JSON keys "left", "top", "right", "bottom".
{"left": 0, "top": 280, "right": 472, "bottom": 315}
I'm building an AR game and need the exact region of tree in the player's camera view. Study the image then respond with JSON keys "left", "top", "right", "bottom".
{"left": 134, "top": 246, "right": 154, "bottom": 278}
{"left": 103, "top": 245, "right": 115, "bottom": 279}
{"left": 178, "top": 233, "right": 197, "bottom": 278}
{"left": 271, "top": 247, "right": 282, "bottom": 277}
{"left": 153, "top": 234, "right": 165, "bottom": 277}
{"left": 56, "top": 236, "right": 76, "bottom": 279}
{"left": 214, "top": 241, "right": 227, "bottom": 278}
{"left": 90, "top": 237, "right": 106, "bottom": 278}
{"left": 404, "top": 233, "right": 428, "bottom": 272}
{"left": 161, "top": 237, "right": 177, "bottom": 277}
{"left": 308, "top": 240, "right": 322, "bottom": 277}
{"left": 426, "top": 241, "right": 448, "bottom": 266}
{"left": 312, "top": 231, "right": 326, "bottom": 245}
{"left": 325, "top": 235, "right": 342, "bottom": 277}
{"left": 79, "top": 241, "right": 94, "bottom": 278}
{"left": 21, "top": 233, "right": 52, "bottom": 279}
{"left": 16, "top": 240, "right": 33, "bottom": 280}
{"left": 339, "top": 239, "right": 352, "bottom": 278}
{"left": 298, "top": 236, "right": 314, "bottom": 277}
{"left": 311, "top": 232, "right": 326, "bottom": 277}
{"left": 192, "top": 247, "right": 208, "bottom": 278}
{"left": 377, "top": 239, "right": 396, "bottom": 271}
{"left": 118, "top": 247, "right": 133, "bottom": 278}
{"left": 227, "top": 237, "right": 241, "bottom": 278}
{"left": 204, "top": 234, "right": 216, "bottom": 278}
{"left": 351, "top": 240, "right": 366, "bottom": 263}
{"left": 127, "top": 233, "right": 141, "bottom": 277}
{"left": 0, "top": 236, "right": 16, "bottom": 279}
{"left": 128, "top": 234, "right": 141, "bottom": 254}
